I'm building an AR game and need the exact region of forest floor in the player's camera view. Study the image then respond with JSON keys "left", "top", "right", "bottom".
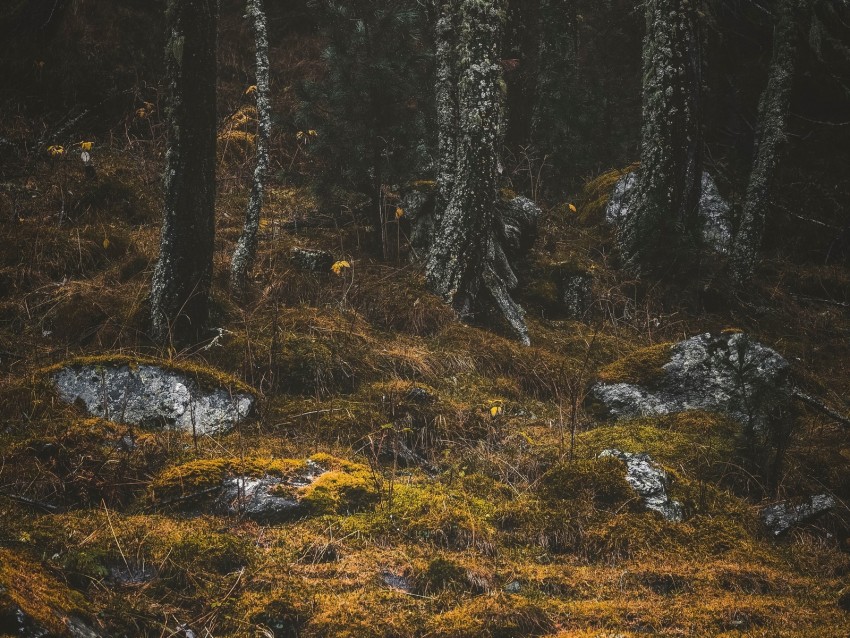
{"left": 0, "top": 129, "right": 849, "bottom": 637}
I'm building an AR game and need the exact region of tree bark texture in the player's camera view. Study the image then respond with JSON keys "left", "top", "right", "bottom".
{"left": 230, "top": 0, "right": 272, "bottom": 296}
{"left": 620, "top": 0, "right": 704, "bottom": 277}
{"left": 426, "top": 0, "right": 531, "bottom": 345}
{"left": 731, "top": 0, "right": 798, "bottom": 282}
{"left": 151, "top": 0, "right": 218, "bottom": 344}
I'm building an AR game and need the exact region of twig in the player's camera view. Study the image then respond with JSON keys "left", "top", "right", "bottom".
{"left": 793, "top": 389, "right": 850, "bottom": 428}
{"left": 0, "top": 491, "right": 58, "bottom": 512}
{"left": 790, "top": 294, "right": 850, "bottom": 309}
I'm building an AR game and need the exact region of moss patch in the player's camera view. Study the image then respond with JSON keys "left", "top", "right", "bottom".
{"left": 597, "top": 342, "right": 673, "bottom": 386}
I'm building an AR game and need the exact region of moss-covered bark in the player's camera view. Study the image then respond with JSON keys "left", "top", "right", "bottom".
{"left": 230, "top": 0, "right": 271, "bottom": 297}
{"left": 427, "top": 0, "right": 530, "bottom": 345}
{"left": 151, "top": 0, "right": 218, "bottom": 343}
{"left": 620, "top": 0, "right": 704, "bottom": 277}
{"left": 731, "top": 0, "right": 798, "bottom": 283}
{"left": 435, "top": 0, "right": 459, "bottom": 215}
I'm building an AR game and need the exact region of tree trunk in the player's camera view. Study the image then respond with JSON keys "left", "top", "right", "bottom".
{"left": 435, "top": 0, "right": 459, "bottom": 215}
{"left": 620, "top": 0, "right": 704, "bottom": 277}
{"left": 426, "top": 0, "right": 530, "bottom": 346}
{"left": 151, "top": 0, "right": 218, "bottom": 344}
{"left": 731, "top": 0, "right": 798, "bottom": 283}
{"left": 231, "top": 0, "right": 272, "bottom": 298}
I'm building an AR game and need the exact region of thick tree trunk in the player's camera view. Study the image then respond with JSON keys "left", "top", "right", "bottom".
{"left": 427, "top": 0, "right": 530, "bottom": 345}
{"left": 620, "top": 0, "right": 704, "bottom": 277}
{"left": 151, "top": 0, "right": 218, "bottom": 344}
{"left": 731, "top": 0, "right": 798, "bottom": 283}
{"left": 230, "top": 0, "right": 272, "bottom": 297}
{"left": 435, "top": 0, "right": 459, "bottom": 215}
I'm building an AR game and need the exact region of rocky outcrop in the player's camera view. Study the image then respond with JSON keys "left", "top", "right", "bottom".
{"left": 599, "top": 449, "right": 684, "bottom": 521}
{"left": 605, "top": 171, "right": 733, "bottom": 253}
{"left": 761, "top": 493, "right": 836, "bottom": 537}
{"left": 52, "top": 360, "right": 254, "bottom": 435}
{"left": 592, "top": 332, "right": 792, "bottom": 436}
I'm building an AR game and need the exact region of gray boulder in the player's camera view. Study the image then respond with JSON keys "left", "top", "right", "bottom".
{"left": 600, "top": 449, "right": 684, "bottom": 521}
{"left": 606, "top": 171, "right": 733, "bottom": 253}
{"left": 592, "top": 332, "right": 792, "bottom": 436}
{"left": 217, "top": 460, "right": 326, "bottom": 522}
{"left": 52, "top": 362, "right": 254, "bottom": 435}
{"left": 761, "top": 493, "right": 836, "bottom": 537}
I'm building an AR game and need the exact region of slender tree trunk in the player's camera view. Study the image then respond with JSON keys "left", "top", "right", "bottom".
{"left": 620, "top": 0, "right": 703, "bottom": 277}
{"left": 427, "top": 0, "right": 530, "bottom": 345}
{"left": 151, "top": 0, "right": 218, "bottom": 344}
{"left": 231, "top": 0, "right": 272, "bottom": 297}
{"left": 731, "top": 0, "right": 798, "bottom": 283}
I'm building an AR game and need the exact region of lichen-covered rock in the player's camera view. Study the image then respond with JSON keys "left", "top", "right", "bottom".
{"left": 290, "top": 247, "right": 334, "bottom": 272}
{"left": 218, "top": 460, "right": 327, "bottom": 522}
{"left": 761, "top": 493, "right": 836, "bottom": 537}
{"left": 497, "top": 195, "right": 541, "bottom": 257}
{"left": 606, "top": 171, "right": 733, "bottom": 253}
{"left": 599, "top": 449, "right": 684, "bottom": 521}
{"left": 592, "top": 332, "right": 792, "bottom": 436}
{"left": 52, "top": 361, "right": 254, "bottom": 435}
{"left": 559, "top": 271, "right": 594, "bottom": 319}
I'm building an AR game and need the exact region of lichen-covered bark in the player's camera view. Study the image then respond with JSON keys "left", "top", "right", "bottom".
{"left": 435, "top": 0, "right": 459, "bottom": 214}
{"left": 426, "top": 0, "right": 530, "bottom": 345}
{"left": 230, "top": 0, "right": 271, "bottom": 296}
{"left": 731, "top": 0, "right": 798, "bottom": 283}
{"left": 620, "top": 0, "right": 704, "bottom": 276}
{"left": 151, "top": 0, "right": 218, "bottom": 343}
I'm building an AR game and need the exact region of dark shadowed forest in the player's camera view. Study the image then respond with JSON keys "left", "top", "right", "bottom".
{"left": 0, "top": 0, "right": 850, "bottom": 636}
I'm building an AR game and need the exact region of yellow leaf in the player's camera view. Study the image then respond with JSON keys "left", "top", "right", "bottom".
{"left": 47, "top": 145, "right": 65, "bottom": 157}
{"left": 135, "top": 108, "right": 148, "bottom": 119}
{"left": 102, "top": 238, "right": 110, "bottom": 249}
{"left": 79, "top": 141, "right": 93, "bottom": 152}
{"left": 568, "top": 203, "right": 577, "bottom": 213}
{"left": 395, "top": 207, "right": 404, "bottom": 219}
{"left": 296, "top": 131, "right": 305, "bottom": 140}
{"left": 490, "top": 405, "right": 503, "bottom": 418}
{"left": 331, "top": 260, "right": 351, "bottom": 275}
{"left": 244, "top": 85, "right": 258, "bottom": 96}
{"left": 308, "top": 129, "right": 318, "bottom": 137}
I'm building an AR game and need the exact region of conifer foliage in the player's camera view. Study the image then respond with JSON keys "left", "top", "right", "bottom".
{"left": 298, "top": 0, "right": 430, "bottom": 251}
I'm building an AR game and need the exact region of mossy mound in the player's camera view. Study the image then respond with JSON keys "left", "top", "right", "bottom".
{"left": 596, "top": 342, "right": 673, "bottom": 386}
{"left": 427, "top": 594, "right": 554, "bottom": 638}
{"left": 577, "top": 162, "right": 640, "bottom": 224}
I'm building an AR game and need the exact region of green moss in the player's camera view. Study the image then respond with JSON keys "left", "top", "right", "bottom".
{"left": 576, "top": 412, "right": 738, "bottom": 482}
{"left": 40, "top": 353, "right": 257, "bottom": 396}
{"left": 414, "top": 557, "right": 470, "bottom": 594}
{"left": 539, "top": 457, "right": 635, "bottom": 506}
{"left": 577, "top": 162, "right": 640, "bottom": 224}
{"left": 151, "top": 457, "right": 306, "bottom": 498}
{"left": 299, "top": 458, "right": 378, "bottom": 515}
{"left": 597, "top": 342, "right": 673, "bottom": 386}
{"left": 167, "top": 530, "right": 254, "bottom": 580}
{"left": 0, "top": 548, "right": 92, "bottom": 635}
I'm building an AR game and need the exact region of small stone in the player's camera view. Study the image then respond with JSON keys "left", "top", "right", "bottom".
{"left": 600, "top": 449, "right": 684, "bottom": 521}
{"left": 290, "top": 247, "right": 334, "bottom": 272}
{"left": 761, "top": 493, "right": 836, "bottom": 537}
{"left": 504, "top": 580, "right": 522, "bottom": 593}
